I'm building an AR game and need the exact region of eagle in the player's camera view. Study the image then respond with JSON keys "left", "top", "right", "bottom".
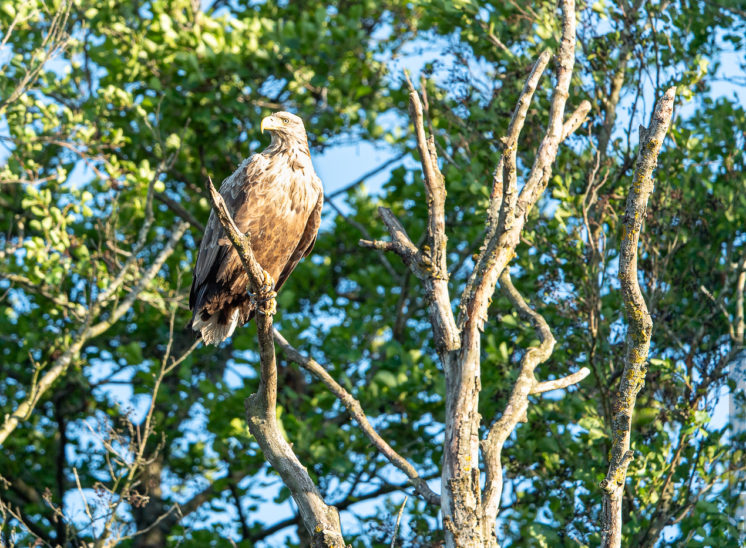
{"left": 189, "top": 111, "right": 323, "bottom": 345}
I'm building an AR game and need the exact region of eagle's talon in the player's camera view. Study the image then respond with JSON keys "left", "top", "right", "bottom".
{"left": 262, "top": 269, "right": 274, "bottom": 288}
{"left": 250, "top": 270, "right": 277, "bottom": 315}
{"left": 262, "top": 296, "right": 277, "bottom": 316}
{"left": 252, "top": 292, "right": 277, "bottom": 315}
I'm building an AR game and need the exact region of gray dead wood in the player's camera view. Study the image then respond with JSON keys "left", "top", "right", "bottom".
{"left": 599, "top": 87, "right": 676, "bottom": 548}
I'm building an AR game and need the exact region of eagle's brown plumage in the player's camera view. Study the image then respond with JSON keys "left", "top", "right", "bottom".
{"left": 189, "top": 111, "right": 323, "bottom": 345}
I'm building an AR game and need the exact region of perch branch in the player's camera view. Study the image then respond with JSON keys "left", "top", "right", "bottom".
{"left": 600, "top": 86, "right": 676, "bottom": 548}
{"left": 205, "top": 176, "right": 266, "bottom": 288}
{"left": 274, "top": 331, "right": 440, "bottom": 505}
{"left": 205, "top": 176, "right": 345, "bottom": 547}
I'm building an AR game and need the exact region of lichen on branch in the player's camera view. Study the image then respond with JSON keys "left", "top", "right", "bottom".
{"left": 600, "top": 87, "right": 676, "bottom": 548}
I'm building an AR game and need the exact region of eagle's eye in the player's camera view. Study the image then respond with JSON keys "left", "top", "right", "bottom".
{"left": 282, "top": 118, "right": 289, "bottom": 124}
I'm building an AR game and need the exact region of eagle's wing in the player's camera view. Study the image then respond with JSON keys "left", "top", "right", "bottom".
{"left": 189, "top": 156, "right": 259, "bottom": 311}
{"left": 274, "top": 184, "right": 323, "bottom": 293}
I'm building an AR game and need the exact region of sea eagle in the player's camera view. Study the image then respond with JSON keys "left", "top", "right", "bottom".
{"left": 189, "top": 111, "right": 323, "bottom": 345}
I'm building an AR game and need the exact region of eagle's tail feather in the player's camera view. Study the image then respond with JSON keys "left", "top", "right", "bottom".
{"left": 191, "top": 308, "right": 240, "bottom": 346}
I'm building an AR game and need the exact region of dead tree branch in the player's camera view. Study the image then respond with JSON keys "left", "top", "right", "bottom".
{"left": 562, "top": 101, "right": 593, "bottom": 142}
{"left": 459, "top": 0, "right": 578, "bottom": 340}
{"left": 205, "top": 177, "right": 346, "bottom": 547}
{"left": 532, "top": 368, "right": 591, "bottom": 394}
{"left": 600, "top": 86, "right": 676, "bottom": 548}
{"left": 274, "top": 330, "right": 440, "bottom": 506}
{"left": 480, "top": 270, "right": 580, "bottom": 532}
{"left": 454, "top": 2, "right": 577, "bottom": 545}
{"left": 402, "top": 72, "right": 461, "bottom": 355}
{"left": 358, "top": 2, "right": 589, "bottom": 545}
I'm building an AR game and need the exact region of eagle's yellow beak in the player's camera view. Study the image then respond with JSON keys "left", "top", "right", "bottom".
{"left": 260, "top": 116, "right": 276, "bottom": 133}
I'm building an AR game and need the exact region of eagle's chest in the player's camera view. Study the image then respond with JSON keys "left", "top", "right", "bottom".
{"left": 251, "top": 169, "right": 314, "bottom": 228}
{"left": 238, "top": 164, "right": 318, "bottom": 279}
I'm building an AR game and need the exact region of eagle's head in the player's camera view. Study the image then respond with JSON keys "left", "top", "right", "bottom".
{"left": 260, "top": 111, "right": 307, "bottom": 145}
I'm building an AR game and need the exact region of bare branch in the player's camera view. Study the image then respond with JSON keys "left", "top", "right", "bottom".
{"left": 359, "top": 239, "right": 396, "bottom": 252}
{"left": 561, "top": 100, "right": 592, "bottom": 142}
{"left": 600, "top": 86, "right": 676, "bottom": 548}
{"left": 391, "top": 496, "right": 408, "bottom": 548}
{"left": 205, "top": 177, "right": 345, "bottom": 547}
{"left": 275, "top": 331, "right": 440, "bottom": 506}
{"left": 532, "top": 368, "right": 591, "bottom": 394}
{"left": 699, "top": 285, "right": 736, "bottom": 342}
{"left": 365, "top": 207, "right": 420, "bottom": 268}
{"left": 459, "top": 0, "right": 577, "bottom": 338}
{"left": 155, "top": 192, "right": 205, "bottom": 232}
{"left": 481, "top": 270, "right": 557, "bottom": 528}
{"left": 401, "top": 73, "right": 460, "bottom": 354}
{"left": 733, "top": 251, "right": 745, "bottom": 345}
{"left": 516, "top": 2, "right": 577, "bottom": 207}
{"left": 442, "top": 3, "right": 577, "bottom": 545}
{"left": 496, "top": 50, "right": 553, "bottom": 235}
{"left": 403, "top": 71, "right": 446, "bottom": 227}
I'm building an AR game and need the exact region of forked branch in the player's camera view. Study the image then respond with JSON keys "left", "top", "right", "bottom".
{"left": 403, "top": 73, "right": 461, "bottom": 354}
{"left": 459, "top": 0, "right": 580, "bottom": 339}
{"left": 481, "top": 270, "right": 586, "bottom": 531}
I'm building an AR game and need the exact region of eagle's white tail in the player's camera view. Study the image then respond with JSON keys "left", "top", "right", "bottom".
{"left": 192, "top": 308, "right": 240, "bottom": 346}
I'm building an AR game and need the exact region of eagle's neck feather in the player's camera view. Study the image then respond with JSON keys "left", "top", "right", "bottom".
{"left": 264, "top": 134, "right": 313, "bottom": 173}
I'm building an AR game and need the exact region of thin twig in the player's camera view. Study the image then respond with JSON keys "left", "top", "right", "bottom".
{"left": 390, "top": 496, "right": 408, "bottom": 548}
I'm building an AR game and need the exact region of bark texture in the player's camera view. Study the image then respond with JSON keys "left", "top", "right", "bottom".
{"left": 600, "top": 87, "right": 676, "bottom": 548}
